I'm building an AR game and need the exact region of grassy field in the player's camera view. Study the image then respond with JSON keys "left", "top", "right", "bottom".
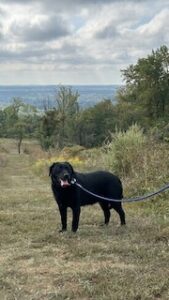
{"left": 0, "top": 139, "right": 169, "bottom": 300}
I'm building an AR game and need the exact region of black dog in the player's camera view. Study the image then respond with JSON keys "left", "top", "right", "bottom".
{"left": 49, "top": 162, "right": 126, "bottom": 232}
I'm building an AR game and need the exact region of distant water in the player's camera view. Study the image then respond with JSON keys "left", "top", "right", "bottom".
{"left": 0, "top": 85, "right": 120, "bottom": 109}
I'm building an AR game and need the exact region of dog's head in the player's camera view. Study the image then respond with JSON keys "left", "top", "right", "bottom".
{"left": 49, "top": 162, "right": 75, "bottom": 188}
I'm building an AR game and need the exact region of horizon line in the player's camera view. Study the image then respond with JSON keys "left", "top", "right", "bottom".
{"left": 0, "top": 83, "right": 123, "bottom": 87}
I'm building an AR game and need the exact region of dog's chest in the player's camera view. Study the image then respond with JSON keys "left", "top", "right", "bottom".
{"left": 58, "top": 188, "right": 76, "bottom": 207}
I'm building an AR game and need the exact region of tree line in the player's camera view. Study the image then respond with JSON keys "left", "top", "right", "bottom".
{"left": 0, "top": 45, "right": 168, "bottom": 152}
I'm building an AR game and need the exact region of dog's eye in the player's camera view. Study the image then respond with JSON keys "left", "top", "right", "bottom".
{"left": 56, "top": 165, "right": 62, "bottom": 171}
{"left": 64, "top": 165, "right": 71, "bottom": 171}
{"left": 52, "top": 174, "right": 59, "bottom": 180}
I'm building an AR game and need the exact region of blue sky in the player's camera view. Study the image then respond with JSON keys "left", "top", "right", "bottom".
{"left": 0, "top": 0, "right": 168, "bottom": 85}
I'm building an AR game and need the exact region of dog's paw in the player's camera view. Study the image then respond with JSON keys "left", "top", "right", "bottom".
{"left": 99, "top": 223, "right": 109, "bottom": 227}
{"left": 58, "top": 229, "right": 67, "bottom": 233}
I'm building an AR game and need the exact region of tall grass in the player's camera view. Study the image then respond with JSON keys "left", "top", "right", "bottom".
{"left": 103, "top": 124, "right": 146, "bottom": 177}
{"left": 102, "top": 124, "right": 169, "bottom": 202}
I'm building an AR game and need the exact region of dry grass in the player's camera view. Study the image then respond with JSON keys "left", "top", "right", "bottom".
{"left": 0, "top": 139, "right": 169, "bottom": 300}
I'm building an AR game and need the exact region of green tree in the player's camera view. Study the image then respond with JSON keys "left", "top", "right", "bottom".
{"left": 2, "top": 99, "right": 39, "bottom": 153}
{"left": 12, "top": 121, "right": 27, "bottom": 154}
{"left": 56, "top": 86, "right": 79, "bottom": 147}
{"left": 3, "top": 98, "right": 23, "bottom": 135}
{"left": 39, "top": 86, "right": 80, "bottom": 150}
{"left": 118, "top": 45, "right": 169, "bottom": 126}
{"left": 75, "top": 100, "right": 116, "bottom": 147}
{"left": 39, "top": 110, "right": 59, "bottom": 150}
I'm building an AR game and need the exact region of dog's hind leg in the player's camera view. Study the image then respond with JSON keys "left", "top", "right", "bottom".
{"left": 99, "top": 203, "right": 111, "bottom": 225}
{"left": 112, "top": 204, "right": 126, "bottom": 225}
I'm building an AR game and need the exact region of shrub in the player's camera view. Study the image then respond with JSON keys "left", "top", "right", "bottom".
{"left": 103, "top": 124, "right": 146, "bottom": 177}
{"left": 102, "top": 125, "right": 169, "bottom": 201}
{"left": 33, "top": 146, "right": 85, "bottom": 177}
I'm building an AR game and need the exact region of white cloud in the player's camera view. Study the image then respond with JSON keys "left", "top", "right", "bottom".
{"left": 11, "top": 15, "right": 71, "bottom": 42}
{"left": 138, "top": 9, "right": 169, "bottom": 38}
{"left": 0, "top": 0, "right": 168, "bottom": 84}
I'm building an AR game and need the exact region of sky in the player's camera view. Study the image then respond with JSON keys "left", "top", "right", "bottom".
{"left": 0, "top": 0, "right": 169, "bottom": 85}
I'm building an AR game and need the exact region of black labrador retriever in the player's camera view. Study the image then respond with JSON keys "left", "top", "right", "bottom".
{"left": 49, "top": 162, "right": 126, "bottom": 232}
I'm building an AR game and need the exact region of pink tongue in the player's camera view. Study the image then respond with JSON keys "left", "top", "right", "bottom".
{"left": 60, "top": 179, "right": 70, "bottom": 187}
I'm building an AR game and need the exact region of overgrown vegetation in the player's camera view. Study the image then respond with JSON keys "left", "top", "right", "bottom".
{"left": 101, "top": 125, "right": 169, "bottom": 209}
{"left": 33, "top": 124, "right": 169, "bottom": 202}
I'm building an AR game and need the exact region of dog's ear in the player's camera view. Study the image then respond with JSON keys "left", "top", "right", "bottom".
{"left": 49, "top": 163, "right": 56, "bottom": 176}
{"left": 64, "top": 161, "right": 74, "bottom": 174}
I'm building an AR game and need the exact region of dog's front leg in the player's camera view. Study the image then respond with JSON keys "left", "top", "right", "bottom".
{"left": 59, "top": 205, "right": 67, "bottom": 232}
{"left": 72, "top": 207, "right": 81, "bottom": 232}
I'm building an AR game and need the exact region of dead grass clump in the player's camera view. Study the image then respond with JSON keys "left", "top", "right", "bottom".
{"left": 0, "top": 154, "right": 7, "bottom": 167}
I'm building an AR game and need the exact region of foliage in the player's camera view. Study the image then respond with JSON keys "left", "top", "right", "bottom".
{"left": 118, "top": 45, "right": 169, "bottom": 128}
{"left": 0, "top": 98, "right": 40, "bottom": 153}
{"left": 33, "top": 146, "right": 85, "bottom": 177}
{"left": 39, "top": 86, "right": 80, "bottom": 149}
{"left": 102, "top": 125, "right": 169, "bottom": 200}
{"left": 39, "top": 110, "right": 59, "bottom": 150}
{"left": 39, "top": 88, "right": 117, "bottom": 149}
{"left": 102, "top": 124, "right": 146, "bottom": 177}
{"left": 75, "top": 99, "right": 116, "bottom": 147}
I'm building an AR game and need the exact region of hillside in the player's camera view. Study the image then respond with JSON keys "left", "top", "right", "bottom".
{"left": 0, "top": 139, "right": 169, "bottom": 299}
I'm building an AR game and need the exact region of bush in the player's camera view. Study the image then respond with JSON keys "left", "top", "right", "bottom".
{"left": 103, "top": 124, "right": 146, "bottom": 177}
{"left": 32, "top": 146, "right": 85, "bottom": 177}
{"left": 102, "top": 125, "right": 169, "bottom": 200}
{"left": 151, "top": 122, "right": 169, "bottom": 143}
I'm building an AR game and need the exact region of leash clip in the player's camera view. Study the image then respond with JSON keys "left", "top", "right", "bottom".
{"left": 71, "top": 178, "right": 77, "bottom": 185}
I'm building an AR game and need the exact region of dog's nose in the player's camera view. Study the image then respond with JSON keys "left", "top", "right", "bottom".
{"left": 63, "top": 174, "right": 69, "bottom": 180}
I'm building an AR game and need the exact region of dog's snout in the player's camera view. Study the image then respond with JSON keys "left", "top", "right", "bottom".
{"left": 63, "top": 173, "right": 69, "bottom": 180}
